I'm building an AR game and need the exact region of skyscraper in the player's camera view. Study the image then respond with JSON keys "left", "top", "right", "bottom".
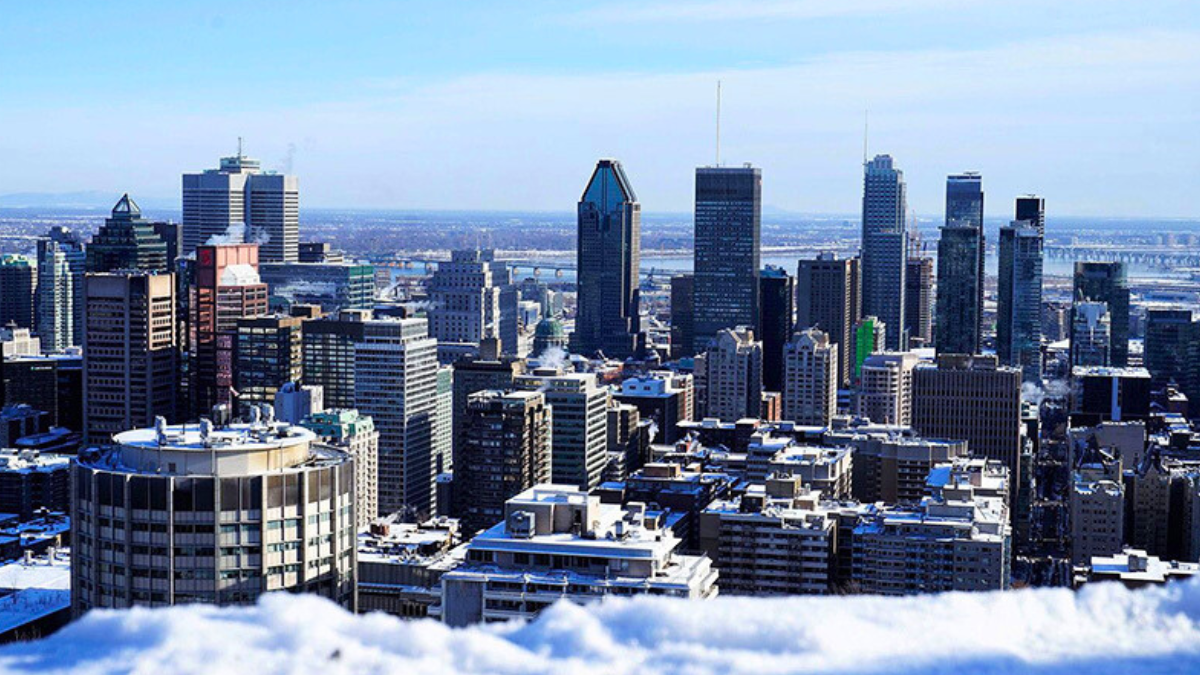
{"left": 670, "top": 275, "right": 695, "bottom": 360}
{"left": 354, "top": 317, "right": 439, "bottom": 517}
{"left": 1071, "top": 301, "right": 1112, "bottom": 367}
{"left": 182, "top": 151, "right": 299, "bottom": 262}
{"left": 301, "top": 309, "right": 370, "bottom": 410}
{"left": 694, "top": 327, "right": 763, "bottom": 421}
{"left": 1073, "top": 262, "right": 1130, "bottom": 367}
{"left": 905, "top": 255, "right": 933, "bottom": 348}
{"left": 82, "top": 272, "right": 178, "bottom": 442}
{"left": 572, "top": 159, "right": 643, "bottom": 358}
{"left": 797, "top": 254, "right": 860, "bottom": 387}
{"left": 36, "top": 227, "right": 85, "bottom": 352}
{"left": 782, "top": 328, "right": 838, "bottom": 426}
{"left": 450, "top": 338, "right": 526, "bottom": 472}
{"left": 1144, "top": 309, "right": 1193, "bottom": 386}
{"left": 693, "top": 165, "right": 762, "bottom": 353}
{"left": 427, "top": 249, "right": 503, "bottom": 356}
{"left": 86, "top": 194, "right": 169, "bottom": 274}
{"left": 0, "top": 255, "right": 36, "bottom": 329}
{"left": 861, "top": 155, "right": 906, "bottom": 351}
{"left": 234, "top": 314, "right": 304, "bottom": 410}
{"left": 1015, "top": 195, "right": 1046, "bottom": 233}
{"left": 997, "top": 219, "right": 1044, "bottom": 381}
{"left": 513, "top": 369, "right": 609, "bottom": 490}
{"left": 759, "top": 266, "right": 795, "bottom": 393}
{"left": 857, "top": 352, "right": 918, "bottom": 426}
{"left": 936, "top": 173, "right": 984, "bottom": 355}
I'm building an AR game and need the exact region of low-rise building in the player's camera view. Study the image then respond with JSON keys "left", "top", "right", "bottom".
{"left": 1081, "top": 548, "right": 1200, "bottom": 588}
{"left": 0, "top": 550, "right": 71, "bottom": 644}
{"left": 766, "top": 445, "right": 853, "bottom": 500}
{"left": 356, "top": 516, "right": 462, "bottom": 618}
{"left": 0, "top": 449, "right": 70, "bottom": 519}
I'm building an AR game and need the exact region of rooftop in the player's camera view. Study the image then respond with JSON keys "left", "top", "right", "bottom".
{"left": 0, "top": 550, "right": 70, "bottom": 636}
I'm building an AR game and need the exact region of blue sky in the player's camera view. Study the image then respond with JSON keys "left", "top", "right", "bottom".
{"left": 0, "top": 1, "right": 1197, "bottom": 216}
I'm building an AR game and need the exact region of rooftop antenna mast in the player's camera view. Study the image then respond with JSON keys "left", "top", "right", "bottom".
{"left": 237, "top": 136, "right": 244, "bottom": 158}
{"left": 715, "top": 80, "right": 722, "bottom": 167}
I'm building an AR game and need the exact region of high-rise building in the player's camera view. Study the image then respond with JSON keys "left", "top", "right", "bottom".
{"left": 71, "top": 418, "right": 356, "bottom": 614}
{"left": 1073, "top": 262, "right": 1130, "bottom": 366}
{"left": 302, "top": 408, "right": 380, "bottom": 531}
{"left": 912, "top": 354, "right": 1023, "bottom": 482}
{"left": 86, "top": 194, "right": 169, "bottom": 274}
{"left": 450, "top": 337, "right": 525, "bottom": 469}
{"left": 234, "top": 314, "right": 304, "bottom": 410}
{"left": 353, "top": 318, "right": 439, "bottom": 518}
{"left": 182, "top": 152, "right": 299, "bottom": 262}
{"left": 861, "top": 155, "right": 907, "bottom": 351}
{"left": 1144, "top": 309, "right": 1194, "bottom": 385}
{"left": 153, "top": 221, "right": 182, "bottom": 267}
{"left": 0, "top": 255, "right": 36, "bottom": 329}
{"left": 258, "top": 261, "right": 375, "bottom": 313}
{"left": 301, "top": 309, "right": 371, "bottom": 410}
{"left": 189, "top": 244, "right": 270, "bottom": 416}
{"left": 36, "top": 228, "right": 86, "bottom": 352}
{"left": 693, "top": 165, "right": 762, "bottom": 353}
{"left": 1070, "top": 448, "right": 1124, "bottom": 565}
{"left": 997, "top": 219, "right": 1044, "bottom": 381}
{"left": 427, "top": 249, "right": 503, "bottom": 354}
{"left": 572, "top": 159, "right": 643, "bottom": 358}
{"left": 434, "top": 365, "right": 453, "bottom": 480}
{"left": 852, "top": 316, "right": 887, "bottom": 384}
{"left": 935, "top": 173, "right": 985, "bottom": 355}
{"left": 904, "top": 255, "right": 933, "bottom": 347}
{"left": 454, "top": 390, "right": 551, "bottom": 536}
{"left": 759, "top": 266, "right": 794, "bottom": 393}
{"left": 1071, "top": 301, "right": 1112, "bottom": 367}
{"left": 273, "top": 381, "right": 323, "bottom": 424}
{"left": 82, "top": 272, "right": 178, "bottom": 443}
{"left": 797, "top": 254, "right": 860, "bottom": 387}
{"left": 1015, "top": 195, "right": 1046, "bottom": 233}
{"left": 782, "top": 328, "right": 838, "bottom": 427}
{"left": 670, "top": 275, "right": 695, "bottom": 360}
{"left": 694, "top": 327, "right": 763, "bottom": 422}
{"left": 514, "top": 368, "right": 609, "bottom": 490}
{"left": 614, "top": 371, "right": 694, "bottom": 444}
{"left": 857, "top": 352, "right": 918, "bottom": 426}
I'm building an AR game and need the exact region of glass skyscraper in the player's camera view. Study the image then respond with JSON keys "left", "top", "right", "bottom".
{"left": 861, "top": 155, "right": 906, "bottom": 351}
{"left": 936, "top": 173, "right": 984, "bottom": 355}
{"left": 572, "top": 159, "right": 643, "bottom": 358}
{"left": 1073, "top": 261, "right": 1130, "bottom": 367}
{"left": 693, "top": 165, "right": 762, "bottom": 353}
{"left": 998, "top": 219, "right": 1044, "bottom": 382}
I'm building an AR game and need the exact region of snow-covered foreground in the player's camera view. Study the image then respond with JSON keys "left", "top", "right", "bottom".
{"left": 3, "top": 580, "right": 1200, "bottom": 675}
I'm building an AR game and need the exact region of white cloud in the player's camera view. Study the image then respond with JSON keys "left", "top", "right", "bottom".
{"left": 3, "top": 580, "right": 1200, "bottom": 674}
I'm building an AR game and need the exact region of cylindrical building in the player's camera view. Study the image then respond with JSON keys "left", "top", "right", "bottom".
{"left": 71, "top": 413, "right": 356, "bottom": 615}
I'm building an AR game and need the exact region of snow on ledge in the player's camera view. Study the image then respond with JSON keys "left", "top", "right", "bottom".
{"left": 3, "top": 580, "right": 1200, "bottom": 674}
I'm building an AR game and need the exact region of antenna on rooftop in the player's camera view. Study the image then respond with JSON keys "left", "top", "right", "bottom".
{"left": 715, "top": 80, "right": 722, "bottom": 167}
{"left": 237, "top": 136, "right": 244, "bottom": 158}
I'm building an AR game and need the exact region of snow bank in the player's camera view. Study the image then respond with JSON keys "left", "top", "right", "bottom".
{"left": 3, "top": 580, "right": 1200, "bottom": 674}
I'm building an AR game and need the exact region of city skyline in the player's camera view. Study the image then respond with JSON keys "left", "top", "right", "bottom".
{"left": 0, "top": 3, "right": 1196, "bottom": 217}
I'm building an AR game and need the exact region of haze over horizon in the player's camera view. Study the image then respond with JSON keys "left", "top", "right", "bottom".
{"left": 1, "top": 1, "right": 1197, "bottom": 218}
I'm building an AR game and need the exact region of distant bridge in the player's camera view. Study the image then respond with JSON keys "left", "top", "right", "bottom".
{"left": 1043, "top": 245, "right": 1200, "bottom": 268}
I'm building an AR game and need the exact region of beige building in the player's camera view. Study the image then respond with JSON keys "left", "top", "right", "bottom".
{"left": 302, "top": 409, "right": 380, "bottom": 531}
{"left": 71, "top": 414, "right": 356, "bottom": 615}
{"left": 856, "top": 352, "right": 919, "bottom": 426}
{"left": 782, "top": 328, "right": 838, "bottom": 426}
{"left": 695, "top": 327, "right": 763, "bottom": 422}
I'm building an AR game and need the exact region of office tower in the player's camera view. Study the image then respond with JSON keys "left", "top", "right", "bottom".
{"left": 1070, "top": 366, "right": 1152, "bottom": 424}
{"left": 1071, "top": 301, "right": 1112, "bottom": 367}
{"left": 997, "top": 219, "right": 1044, "bottom": 381}
{"left": 451, "top": 337, "right": 525, "bottom": 468}
{"left": 513, "top": 369, "right": 608, "bottom": 490}
{"left": 434, "top": 365, "right": 453, "bottom": 477}
{"left": 152, "top": 221, "right": 182, "bottom": 267}
{"left": 852, "top": 316, "right": 886, "bottom": 383}
{"left": 1144, "top": 309, "right": 1193, "bottom": 385}
{"left": 298, "top": 241, "right": 343, "bottom": 263}
{"left": 4, "top": 351, "right": 83, "bottom": 432}
{"left": 856, "top": 352, "right": 918, "bottom": 426}
{"left": 454, "top": 390, "right": 551, "bottom": 536}
{"left": 935, "top": 173, "right": 985, "bottom": 355}
{"left": 912, "top": 354, "right": 1023, "bottom": 481}
{"left": 439, "top": 485, "right": 717, "bottom": 626}
{"left": 782, "top": 328, "right": 838, "bottom": 426}
{"left": 354, "top": 318, "right": 439, "bottom": 517}
{"left": 234, "top": 314, "right": 304, "bottom": 410}
{"left": 303, "top": 409, "right": 380, "bottom": 531}
{"left": 852, "top": 462, "right": 1011, "bottom": 595}
{"left": 1015, "top": 195, "right": 1046, "bottom": 233}
{"left": 572, "top": 159, "right": 643, "bottom": 359}
{"left": 700, "top": 477, "right": 836, "bottom": 595}
{"left": 189, "top": 244, "right": 269, "bottom": 415}
{"left": 1070, "top": 448, "right": 1124, "bottom": 565}
{"left": 301, "top": 309, "right": 371, "bottom": 409}
{"left": 0, "top": 255, "right": 36, "bottom": 329}
{"left": 82, "top": 272, "right": 178, "bottom": 443}
{"left": 273, "top": 381, "right": 323, "bottom": 424}
{"left": 427, "top": 249, "right": 502, "bottom": 353}
{"left": 493, "top": 262, "right": 521, "bottom": 357}
{"left": 1073, "top": 261, "right": 1130, "bottom": 366}
{"left": 797, "top": 254, "right": 861, "bottom": 386}
{"left": 182, "top": 151, "right": 299, "bottom": 262}
{"left": 694, "top": 327, "right": 763, "bottom": 421}
{"left": 759, "top": 266, "right": 794, "bottom": 393}
{"left": 615, "top": 371, "right": 694, "bottom": 444}
{"left": 861, "top": 155, "right": 907, "bottom": 351}
{"left": 905, "top": 255, "right": 933, "bottom": 347}
{"left": 692, "top": 165, "right": 762, "bottom": 353}
{"left": 670, "top": 275, "right": 695, "bottom": 360}
{"left": 71, "top": 418, "right": 356, "bottom": 614}
{"left": 36, "top": 228, "right": 85, "bottom": 352}
{"left": 259, "top": 261, "right": 375, "bottom": 313}
{"left": 86, "top": 194, "right": 169, "bottom": 273}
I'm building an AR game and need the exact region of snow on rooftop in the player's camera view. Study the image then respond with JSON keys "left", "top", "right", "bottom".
{"left": 0, "top": 553, "right": 70, "bottom": 636}
{"left": 4, "top": 580, "right": 1200, "bottom": 673}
